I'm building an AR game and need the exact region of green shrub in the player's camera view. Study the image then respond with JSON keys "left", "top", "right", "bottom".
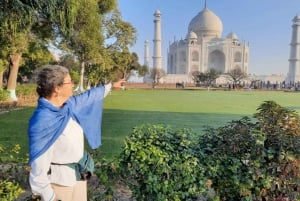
{"left": 92, "top": 157, "right": 122, "bottom": 200}
{"left": 0, "top": 144, "right": 27, "bottom": 201}
{"left": 0, "top": 89, "right": 9, "bottom": 101}
{"left": 196, "top": 117, "right": 267, "bottom": 200}
{"left": 0, "top": 180, "right": 24, "bottom": 201}
{"left": 195, "top": 101, "right": 300, "bottom": 200}
{"left": 119, "top": 124, "right": 210, "bottom": 201}
{"left": 254, "top": 101, "right": 300, "bottom": 200}
{"left": 16, "top": 84, "right": 36, "bottom": 97}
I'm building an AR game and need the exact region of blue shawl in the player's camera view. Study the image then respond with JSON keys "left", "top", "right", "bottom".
{"left": 28, "top": 86, "right": 105, "bottom": 165}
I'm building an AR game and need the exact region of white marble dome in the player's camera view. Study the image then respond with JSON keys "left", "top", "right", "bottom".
{"left": 226, "top": 32, "right": 238, "bottom": 40}
{"left": 186, "top": 31, "right": 198, "bottom": 39}
{"left": 188, "top": 7, "right": 223, "bottom": 39}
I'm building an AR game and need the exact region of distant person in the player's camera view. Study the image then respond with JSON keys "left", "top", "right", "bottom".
{"left": 28, "top": 65, "right": 125, "bottom": 201}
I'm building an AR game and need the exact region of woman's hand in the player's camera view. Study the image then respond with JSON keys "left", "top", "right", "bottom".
{"left": 112, "top": 79, "right": 126, "bottom": 89}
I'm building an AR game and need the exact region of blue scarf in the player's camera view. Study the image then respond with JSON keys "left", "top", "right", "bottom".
{"left": 28, "top": 86, "right": 105, "bottom": 165}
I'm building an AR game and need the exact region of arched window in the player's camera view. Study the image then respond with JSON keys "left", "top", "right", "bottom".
{"left": 208, "top": 50, "right": 225, "bottom": 73}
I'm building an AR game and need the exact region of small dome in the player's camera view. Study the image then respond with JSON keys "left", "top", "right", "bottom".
{"left": 154, "top": 9, "right": 161, "bottom": 16}
{"left": 186, "top": 31, "right": 198, "bottom": 40}
{"left": 293, "top": 15, "right": 300, "bottom": 23}
{"left": 226, "top": 32, "right": 238, "bottom": 40}
{"left": 188, "top": 7, "right": 223, "bottom": 39}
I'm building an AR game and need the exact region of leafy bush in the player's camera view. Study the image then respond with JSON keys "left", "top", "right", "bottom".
{"left": 254, "top": 101, "right": 300, "bottom": 200}
{"left": 0, "top": 180, "right": 24, "bottom": 201}
{"left": 16, "top": 84, "right": 36, "bottom": 98}
{"left": 194, "top": 101, "right": 299, "bottom": 200}
{"left": 119, "top": 124, "right": 210, "bottom": 201}
{"left": 0, "top": 89, "right": 9, "bottom": 101}
{"left": 92, "top": 157, "right": 122, "bottom": 201}
{"left": 0, "top": 144, "right": 28, "bottom": 201}
{"left": 196, "top": 117, "right": 274, "bottom": 200}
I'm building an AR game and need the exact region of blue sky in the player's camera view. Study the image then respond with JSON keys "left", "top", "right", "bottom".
{"left": 118, "top": 0, "right": 300, "bottom": 75}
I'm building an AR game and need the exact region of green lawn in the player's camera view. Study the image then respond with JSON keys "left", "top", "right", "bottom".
{"left": 1, "top": 89, "right": 300, "bottom": 160}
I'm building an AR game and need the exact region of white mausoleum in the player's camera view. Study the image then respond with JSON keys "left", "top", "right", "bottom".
{"left": 165, "top": 5, "right": 249, "bottom": 83}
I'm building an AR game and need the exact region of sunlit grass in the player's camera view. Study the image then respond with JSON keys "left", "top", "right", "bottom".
{"left": 1, "top": 89, "right": 300, "bottom": 160}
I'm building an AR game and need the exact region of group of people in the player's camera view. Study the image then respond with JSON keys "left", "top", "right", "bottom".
{"left": 28, "top": 65, "right": 125, "bottom": 201}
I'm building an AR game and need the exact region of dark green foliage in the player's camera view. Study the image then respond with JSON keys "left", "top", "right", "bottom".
{"left": 119, "top": 124, "right": 208, "bottom": 201}
{"left": 0, "top": 144, "right": 27, "bottom": 200}
{"left": 196, "top": 117, "right": 265, "bottom": 200}
{"left": 0, "top": 89, "right": 9, "bottom": 101}
{"left": 254, "top": 101, "right": 300, "bottom": 200}
{"left": 0, "top": 180, "right": 24, "bottom": 201}
{"left": 98, "top": 0, "right": 117, "bottom": 14}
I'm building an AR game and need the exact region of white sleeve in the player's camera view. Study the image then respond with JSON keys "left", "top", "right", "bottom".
{"left": 29, "top": 146, "right": 55, "bottom": 201}
{"left": 104, "top": 83, "right": 112, "bottom": 98}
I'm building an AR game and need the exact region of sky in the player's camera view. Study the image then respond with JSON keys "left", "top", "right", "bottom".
{"left": 117, "top": 0, "right": 300, "bottom": 76}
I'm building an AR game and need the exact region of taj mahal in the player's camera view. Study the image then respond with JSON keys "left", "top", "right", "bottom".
{"left": 131, "top": 2, "right": 300, "bottom": 87}
{"left": 166, "top": 5, "right": 249, "bottom": 81}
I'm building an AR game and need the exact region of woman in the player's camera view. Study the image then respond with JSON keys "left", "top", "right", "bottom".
{"left": 28, "top": 65, "right": 124, "bottom": 201}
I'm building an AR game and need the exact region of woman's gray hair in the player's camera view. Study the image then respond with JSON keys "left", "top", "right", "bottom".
{"left": 35, "top": 65, "right": 69, "bottom": 98}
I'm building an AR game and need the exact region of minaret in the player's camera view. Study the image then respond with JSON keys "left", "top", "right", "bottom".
{"left": 153, "top": 10, "right": 162, "bottom": 69}
{"left": 286, "top": 15, "right": 300, "bottom": 84}
{"left": 144, "top": 40, "right": 150, "bottom": 67}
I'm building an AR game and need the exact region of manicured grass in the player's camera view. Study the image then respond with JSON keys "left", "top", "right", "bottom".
{"left": 101, "top": 89, "right": 300, "bottom": 159}
{"left": 1, "top": 89, "right": 300, "bottom": 160}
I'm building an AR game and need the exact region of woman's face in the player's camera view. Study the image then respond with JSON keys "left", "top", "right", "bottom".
{"left": 60, "top": 74, "right": 74, "bottom": 100}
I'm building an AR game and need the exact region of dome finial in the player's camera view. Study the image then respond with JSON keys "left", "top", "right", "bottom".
{"left": 204, "top": 0, "right": 207, "bottom": 8}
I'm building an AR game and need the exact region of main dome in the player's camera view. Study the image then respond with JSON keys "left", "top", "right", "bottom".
{"left": 188, "top": 7, "right": 223, "bottom": 39}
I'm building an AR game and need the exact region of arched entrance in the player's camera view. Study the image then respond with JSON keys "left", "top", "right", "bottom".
{"left": 208, "top": 50, "right": 225, "bottom": 73}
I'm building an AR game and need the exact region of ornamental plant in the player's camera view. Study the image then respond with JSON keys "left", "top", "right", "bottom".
{"left": 254, "top": 100, "right": 300, "bottom": 200}
{"left": 195, "top": 117, "right": 269, "bottom": 200}
{"left": 119, "top": 124, "right": 211, "bottom": 201}
{"left": 0, "top": 89, "right": 9, "bottom": 101}
{"left": 195, "top": 101, "right": 299, "bottom": 200}
{"left": 0, "top": 180, "right": 24, "bottom": 201}
{"left": 0, "top": 144, "right": 27, "bottom": 201}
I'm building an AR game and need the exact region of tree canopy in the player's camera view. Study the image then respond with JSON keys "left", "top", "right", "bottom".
{"left": 226, "top": 67, "right": 247, "bottom": 87}
{"left": 191, "top": 69, "right": 221, "bottom": 87}
{"left": 0, "top": 0, "right": 140, "bottom": 99}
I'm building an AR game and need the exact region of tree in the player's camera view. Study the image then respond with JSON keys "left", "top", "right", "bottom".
{"left": 0, "top": 0, "right": 37, "bottom": 99}
{"left": 83, "top": 7, "right": 137, "bottom": 85}
{"left": 57, "top": 0, "right": 106, "bottom": 92}
{"left": 58, "top": 54, "right": 80, "bottom": 84}
{"left": 226, "top": 67, "right": 247, "bottom": 88}
{"left": 0, "top": 58, "right": 9, "bottom": 88}
{"left": 191, "top": 71, "right": 201, "bottom": 86}
{"left": 112, "top": 52, "right": 142, "bottom": 80}
{"left": 102, "top": 9, "right": 137, "bottom": 81}
{"left": 150, "top": 68, "right": 166, "bottom": 87}
{"left": 0, "top": 0, "right": 82, "bottom": 100}
{"left": 0, "top": 0, "right": 135, "bottom": 98}
{"left": 205, "top": 69, "right": 221, "bottom": 87}
{"left": 19, "top": 40, "right": 55, "bottom": 82}
{"left": 191, "top": 69, "right": 221, "bottom": 88}
{"left": 136, "top": 64, "right": 149, "bottom": 78}
{"left": 57, "top": 0, "right": 137, "bottom": 91}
